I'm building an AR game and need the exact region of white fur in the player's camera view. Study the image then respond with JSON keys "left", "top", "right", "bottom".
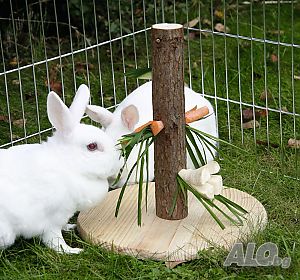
{"left": 0, "top": 85, "right": 122, "bottom": 253}
{"left": 86, "top": 81, "right": 218, "bottom": 188}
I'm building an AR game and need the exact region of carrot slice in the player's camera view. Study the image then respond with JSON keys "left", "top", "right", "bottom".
{"left": 150, "top": 121, "right": 164, "bottom": 136}
{"left": 134, "top": 121, "right": 153, "bottom": 133}
{"left": 185, "top": 106, "right": 209, "bottom": 123}
{"left": 185, "top": 105, "right": 198, "bottom": 114}
{"left": 133, "top": 105, "right": 207, "bottom": 137}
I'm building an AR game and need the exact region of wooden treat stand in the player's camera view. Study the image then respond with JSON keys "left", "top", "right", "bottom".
{"left": 77, "top": 24, "right": 267, "bottom": 267}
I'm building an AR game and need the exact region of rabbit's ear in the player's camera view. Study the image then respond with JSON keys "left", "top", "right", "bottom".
{"left": 69, "top": 84, "right": 90, "bottom": 123}
{"left": 121, "top": 105, "right": 139, "bottom": 131}
{"left": 86, "top": 105, "right": 113, "bottom": 128}
{"left": 47, "top": 91, "right": 75, "bottom": 133}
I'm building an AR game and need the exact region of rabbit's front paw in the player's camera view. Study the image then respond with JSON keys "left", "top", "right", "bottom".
{"left": 61, "top": 247, "right": 83, "bottom": 254}
{"left": 62, "top": 224, "right": 77, "bottom": 232}
{"left": 42, "top": 229, "right": 82, "bottom": 254}
{"left": 0, "top": 223, "right": 16, "bottom": 249}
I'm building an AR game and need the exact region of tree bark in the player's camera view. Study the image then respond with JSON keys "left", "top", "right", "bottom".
{"left": 152, "top": 23, "right": 188, "bottom": 220}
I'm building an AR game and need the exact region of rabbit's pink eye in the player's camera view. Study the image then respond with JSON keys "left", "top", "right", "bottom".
{"left": 87, "top": 142, "right": 98, "bottom": 151}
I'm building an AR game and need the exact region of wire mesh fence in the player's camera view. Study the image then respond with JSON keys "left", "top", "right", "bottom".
{"left": 0, "top": 0, "right": 299, "bottom": 177}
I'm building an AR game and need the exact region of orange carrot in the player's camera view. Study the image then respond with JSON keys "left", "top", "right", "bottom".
{"left": 150, "top": 121, "right": 164, "bottom": 136}
{"left": 134, "top": 121, "right": 153, "bottom": 133}
{"left": 185, "top": 106, "right": 209, "bottom": 123}
{"left": 185, "top": 105, "right": 198, "bottom": 114}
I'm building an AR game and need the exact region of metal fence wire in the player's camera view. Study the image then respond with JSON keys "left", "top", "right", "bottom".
{"left": 0, "top": 0, "right": 299, "bottom": 178}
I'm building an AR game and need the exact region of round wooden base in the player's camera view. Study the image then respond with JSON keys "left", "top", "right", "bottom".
{"left": 77, "top": 183, "right": 267, "bottom": 265}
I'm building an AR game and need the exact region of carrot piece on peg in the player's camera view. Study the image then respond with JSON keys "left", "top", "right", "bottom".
{"left": 150, "top": 121, "right": 164, "bottom": 136}
{"left": 185, "top": 106, "right": 209, "bottom": 124}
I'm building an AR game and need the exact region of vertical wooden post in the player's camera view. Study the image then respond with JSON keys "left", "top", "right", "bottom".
{"left": 152, "top": 23, "right": 187, "bottom": 220}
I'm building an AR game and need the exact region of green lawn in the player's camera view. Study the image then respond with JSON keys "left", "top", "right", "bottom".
{"left": 0, "top": 1, "right": 299, "bottom": 279}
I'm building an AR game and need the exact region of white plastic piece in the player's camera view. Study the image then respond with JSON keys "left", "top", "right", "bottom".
{"left": 194, "top": 183, "right": 215, "bottom": 200}
{"left": 178, "top": 167, "right": 211, "bottom": 186}
{"left": 205, "top": 161, "right": 221, "bottom": 174}
{"left": 207, "top": 175, "right": 223, "bottom": 195}
{"left": 179, "top": 162, "right": 223, "bottom": 200}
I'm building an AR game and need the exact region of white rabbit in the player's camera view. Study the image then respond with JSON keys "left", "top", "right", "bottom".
{"left": 86, "top": 81, "right": 218, "bottom": 188}
{"left": 0, "top": 85, "right": 122, "bottom": 254}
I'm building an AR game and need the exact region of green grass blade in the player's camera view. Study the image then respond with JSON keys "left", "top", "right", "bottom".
{"left": 169, "top": 177, "right": 181, "bottom": 216}
{"left": 215, "top": 195, "right": 248, "bottom": 214}
{"left": 186, "top": 127, "right": 206, "bottom": 166}
{"left": 176, "top": 175, "right": 249, "bottom": 228}
{"left": 125, "top": 67, "right": 152, "bottom": 79}
{"left": 178, "top": 178, "right": 188, "bottom": 205}
{"left": 145, "top": 138, "right": 150, "bottom": 212}
{"left": 135, "top": 140, "right": 145, "bottom": 182}
{"left": 194, "top": 132, "right": 217, "bottom": 160}
{"left": 206, "top": 198, "right": 243, "bottom": 225}
{"left": 218, "top": 201, "right": 245, "bottom": 224}
{"left": 115, "top": 139, "right": 154, "bottom": 218}
{"left": 125, "top": 131, "right": 144, "bottom": 155}
{"left": 189, "top": 127, "right": 221, "bottom": 156}
{"left": 188, "top": 126, "right": 246, "bottom": 153}
{"left": 186, "top": 139, "right": 200, "bottom": 168}
{"left": 138, "top": 156, "right": 145, "bottom": 226}
{"left": 112, "top": 165, "right": 124, "bottom": 187}
{"left": 184, "top": 181, "right": 241, "bottom": 225}
{"left": 217, "top": 197, "right": 246, "bottom": 222}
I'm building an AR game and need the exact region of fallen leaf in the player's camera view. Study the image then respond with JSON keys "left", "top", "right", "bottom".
{"left": 242, "top": 109, "right": 267, "bottom": 122}
{"left": 242, "top": 108, "right": 254, "bottom": 122}
{"left": 50, "top": 81, "right": 62, "bottom": 95}
{"left": 294, "top": 75, "right": 300, "bottom": 80}
{"left": 12, "top": 79, "right": 20, "bottom": 85}
{"left": 44, "top": 64, "right": 63, "bottom": 89}
{"left": 49, "top": 65, "right": 59, "bottom": 82}
{"left": 288, "top": 138, "right": 300, "bottom": 148}
{"left": 104, "top": 96, "right": 114, "bottom": 102}
{"left": 184, "top": 17, "right": 199, "bottom": 28}
{"left": 240, "top": 41, "right": 251, "bottom": 49}
{"left": 202, "top": 19, "right": 212, "bottom": 26}
{"left": 281, "top": 106, "right": 289, "bottom": 113}
{"left": 75, "top": 62, "right": 95, "bottom": 73}
{"left": 242, "top": 120, "right": 259, "bottom": 129}
{"left": 214, "top": 10, "right": 224, "bottom": 19}
{"left": 223, "top": 3, "right": 235, "bottom": 10}
{"left": 260, "top": 89, "right": 273, "bottom": 101}
{"left": 270, "top": 53, "right": 278, "bottom": 63}
{"left": 267, "top": 30, "right": 284, "bottom": 35}
{"left": 13, "top": 118, "right": 26, "bottom": 127}
{"left": 214, "top": 23, "right": 230, "bottom": 33}
{"left": 0, "top": 115, "right": 8, "bottom": 121}
{"left": 185, "top": 32, "right": 197, "bottom": 40}
{"left": 256, "top": 140, "right": 279, "bottom": 148}
{"left": 9, "top": 57, "right": 18, "bottom": 67}
{"left": 257, "top": 109, "right": 268, "bottom": 117}
{"left": 201, "top": 31, "right": 209, "bottom": 38}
